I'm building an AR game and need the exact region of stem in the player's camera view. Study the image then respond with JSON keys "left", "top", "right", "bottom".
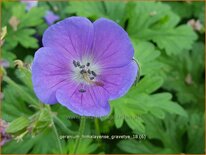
{"left": 73, "top": 117, "right": 86, "bottom": 154}
{"left": 95, "top": 118, "right": 101, "bottom": 136}
{"left": 95, "top": 118, "right": 103, "bottom": 148}
{"left": 52, "top": 122, "right": 63, "bottom": 154}
{"left": 46, "top": 105, "right": 63, "bottom": 153}
{"left": 3, "top": 76, "right": 39, "bottom": 107}
{"left": 53, "top": 115, "right": 77, "bottom": 135}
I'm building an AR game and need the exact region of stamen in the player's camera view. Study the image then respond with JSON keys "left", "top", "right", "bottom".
{"left": 86, "top": 62, "right": 90, "bottom": 67}
{"left": 72, "top": 59, "right": 100, "bottom": 85}
{"left": 79, "top": 89, "right": 86, "bottom": 93}
{"left": 80, "top": 65, "right": 85, "bottom": 68}
{"left": 76, "top": 61, "right": 80, "bottom": 67}
{"left": 80, "top": 69, "right": 87, "bottom": 74}
{"left": 73, "top": 60, "right": 77, "bottom": 67}
{"left": 91, "top": 71, "right": 97, "bottom": 77}
{"left": 88, "top": 69, "right": 91, "bottom": 74}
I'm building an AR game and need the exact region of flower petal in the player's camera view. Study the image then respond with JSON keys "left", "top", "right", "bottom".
{"left": 56, "top": 84, "right": 110, "bottom": 117}
{"left": 92, "top": 18, "right": 134, "bottom": 67}
{"left": 42, "top": 16, "right": 94, "bottom": 60}
{"left": 99, "top": 60, "right": 138, "bottom": 100}
{"left": 32, "top": 47, "right": 72, "bottom": 104}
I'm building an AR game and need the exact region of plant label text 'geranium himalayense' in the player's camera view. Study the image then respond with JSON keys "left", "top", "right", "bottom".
{"left": 31, "top": 17, "right": 138, "bottom": 117}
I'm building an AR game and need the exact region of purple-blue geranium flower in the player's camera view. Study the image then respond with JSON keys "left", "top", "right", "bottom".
{"left": 44, "top": 10, "right": 60, "bottom": 25}
{"left": 32, "top": 17, "right": 138, "bottom": 117}
{"left": 21, "top": 0, "right": 38, "bottom": 11}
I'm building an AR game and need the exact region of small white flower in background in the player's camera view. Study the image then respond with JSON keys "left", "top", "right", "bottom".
{"left": 187, "top": 19, "right": 203, "bottom": 31}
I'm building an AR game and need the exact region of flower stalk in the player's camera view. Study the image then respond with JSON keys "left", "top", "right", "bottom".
{"left": 73, "top": 117, "right": 86, "bottom": 154}
{"left": 53, "top": 115, "right": 77, "bottom": 135}
{"left": 52, "top": 122, "right": 63, "bottom": 154}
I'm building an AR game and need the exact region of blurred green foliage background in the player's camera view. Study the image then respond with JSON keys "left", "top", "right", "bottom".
{"left": 1, "top": 1, "right": 205, "bottom": 154}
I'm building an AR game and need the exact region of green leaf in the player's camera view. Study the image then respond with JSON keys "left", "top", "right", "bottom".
{"left": 67, "top": 1, "right": 126, "bottom": 25}
{"left": 127, "top": 2, "right": 197, "bottom": 55}
{"left": 186, "top": 111, "right": 204, "bottom": 153}
{"left": 192, "top": 2, "right": 205, "bottom": 24}
{"left": 67, "top": 1, "right": 105, "bottom": 19}
{"left": 67, "top": 139, "right": 98, "bottom": 154}
{"left": 150, "top": 25, "right": 197, "bottom": 55}
{"left": 6, "top": 116, "right": 29, "bottom": 133}
{"left": 148, "top": 93, "right": 188, "bottom": 117}
{"left": 102, "top": 1, "right": 126, "bottom": 25}
{"left": 31, "top": 128, "right": 60, "bottom": 153}
{"left": 127, "top": 2, "right": 179, "bottom": 35}
{"left": 6, "top": 28, "right": 39, "bottom": 48}
{"left": 19, "top": 7, "right": 46, "bottom": 28}
{"left": 143, "top": 114, "right": 188, "bottom": 153}
{"left": 2, "top": 49, "right": 16, "bottom": 65}
{"left": 168, "top": 2, "right": 205, "bottom": 24}
{"left": 16, "top": 29, "right": 38, "bottom": 48}
{"left": 149, "top": 107, "right": 165, "bottom": 119}
{"left": 133, "top": 41, "right": 163, "bottom": 75}
{"left": 112, "top": 97, "right": 147, "bottom": 133}
{"left": 3, "top": 128, "right": 60, "bottom": 154}
{"left": 126, "top": 116, "right": 145, "bottom": 133}
{"left": 3, "top": 76, "right": 39, "bottom": 107}
{"left": 135, "top": 75, "right": 164, "bottom": 94}
{"left": 15, "top": 66, "right": 33, "bottom": 90}
{"left": 3, "top": 3, "right": 41, "bottom": 49}
{"left": 3, "top": 84, "right": 33, "bottom": 121}
{"left": 11, "top": 3, "right": 25, "bottom": 19}
{"left": 114, "top": 106, "right": 124, "bottom": 128}
{"left": 2, "top": 135, "right": 35, "bottom": 154}
{"left": 166, "top": 2, "right": 193, "bottom": 19}
{"left": 117, "top": 140, "right": 173, "bottom": 153}
{"left": 159, "top": 42, "right": 205, "bottom": 105}
{"left": 111, "top": 74, "right": 187, "bottom": 132}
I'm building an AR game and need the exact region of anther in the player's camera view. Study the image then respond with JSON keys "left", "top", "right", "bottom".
{"left": 80, "top": 69, "right": 87, "bottom": 74}
{"left": 90, "top": 77, "right": 94, "bottom": 80}
{"left": 80, "top": 65, "right": 85, "bottom": 68}
{"left": 79, "top": 89, "right": 86, "bottom": 93}
{"left": 73, "top": 60, "right": 77, "bottom": 67}
{"left": 91, "top": 71, "right": 97, "bottom": 77}
{"left": 88, "top": 69, "right": 91, "bottom": 74}
{"left": 86, "top": 62, "right": 90, "bottom": 67}
{"left": 76, "top": 61, "right": 80, "bottom": 67}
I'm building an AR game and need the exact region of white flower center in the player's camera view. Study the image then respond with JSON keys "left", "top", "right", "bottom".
{"left": 71, "top": 57, "right": 101, "bottom": 86}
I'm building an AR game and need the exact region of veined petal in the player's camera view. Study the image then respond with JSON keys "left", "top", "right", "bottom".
{"left": 56, "top": 84, "right": 110, "bottom": 117}
{"left": 42, "top": 16, "right": 94, "bottom": 60}
{"left": 32, "top": 47, "right": 72, "bottom": 104}
{"left": 99, "top": 61, "right": 138, "bottom": 100}
{"left": 33, "top": 17, "right": 137, "bottom": 117}
{"left": 92, "top": 18, "right": 134, "bottom": 68}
